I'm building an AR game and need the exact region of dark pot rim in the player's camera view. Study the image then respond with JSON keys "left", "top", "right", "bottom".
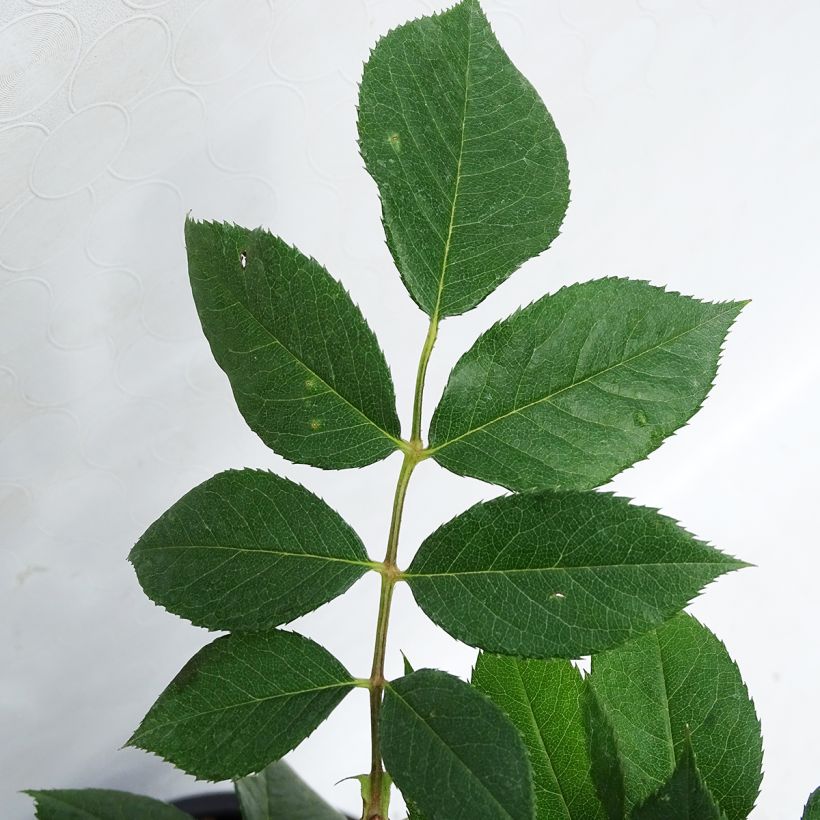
{"left": 171, "top": 790, "right": 355, "bottom": 820}
{"left": 171, "top": 791, "right": 241, "bottom": 818}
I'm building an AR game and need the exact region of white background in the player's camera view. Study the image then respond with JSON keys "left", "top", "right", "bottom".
{"left": 1, "top": 1, "right": 819, "bottom": 818}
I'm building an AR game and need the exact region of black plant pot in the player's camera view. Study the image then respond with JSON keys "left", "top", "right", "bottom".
{"left": 172, "top": 792, "right": 241, "bottom": 820}
{"left": 171, "top": 790, "right": 356, "bottom": 820}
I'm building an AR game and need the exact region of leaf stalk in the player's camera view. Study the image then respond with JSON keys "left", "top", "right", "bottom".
{"left": 410, "top": 316, "right": 439, "bottom": 445}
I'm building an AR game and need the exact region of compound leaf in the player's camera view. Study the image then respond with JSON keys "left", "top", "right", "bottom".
{"left": 26, "top": 789, "right": 189, "bottom": 820}
{"left": 472, "top": 654, "right": 605, "bottom": 820}
{"left": 128, "top": 631, "right": 354, "bottom": 781}
{"left": 186, "top": 219, "right": 401, "bottom": 469}
{"left": 130, "top": 469, "right": 373, "bottom": 632}
{"left": 803, "top": 788, "right": 820, "bottom": 820}
{"left": 630, "top": 736, "right": 724, "bottom": 820}
{"left": 235, "top": 760, "right": 346, "bottom": 820}
{"left": 358, "top": 0, "right": 569, "bottom": 317}
{"left": 382, "top": 669, "right": 535, "bottom": 820}
{"left": 429, "top": 278, "right": 745, "bottom": 491}
{"left": 588, "top": 614, "right": 762, "bottom": 820}
{"left": 405, "top": 491, "right": 744, "bottom": 658}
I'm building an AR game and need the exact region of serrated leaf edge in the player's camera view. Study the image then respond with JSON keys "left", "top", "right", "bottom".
{"left": 356, "top": 0, "right": 570, "bottom": 319}
{"left": 186, "top": 217, "right": 407, "bottom": 457}
{"left": 427, "top": 279, "right": 746, "bottom": 467}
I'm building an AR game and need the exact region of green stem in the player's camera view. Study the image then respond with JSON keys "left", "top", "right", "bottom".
{"left": 363, "top": 316, "right": 438, "bottom": 820}
{"left": 411, "top": 316, "right": 439, "bottom": 445}
{"left": 364, "top": 454, "right": 415, "bottom": 820}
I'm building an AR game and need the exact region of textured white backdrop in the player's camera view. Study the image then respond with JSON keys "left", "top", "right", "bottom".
{"left": 2, "top": 1, "right": 819, "bottom": 818}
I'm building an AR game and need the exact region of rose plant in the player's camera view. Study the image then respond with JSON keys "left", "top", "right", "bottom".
{"left": 26, "top": 3, "right": 819, "bottom": 819}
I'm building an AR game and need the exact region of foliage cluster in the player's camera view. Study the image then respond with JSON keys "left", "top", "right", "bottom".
{"left": 27, "top": 2, "right": 818, "bottom": 819}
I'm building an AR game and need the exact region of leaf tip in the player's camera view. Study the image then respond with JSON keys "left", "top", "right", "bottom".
{"left": 713, "top": 549, "right": 753, "bottom": 572}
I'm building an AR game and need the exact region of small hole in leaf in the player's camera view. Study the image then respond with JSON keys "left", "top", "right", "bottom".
{"left": 239, "top": 251, "right": 247, "bottom": 269}
{"left": 309, "top": 418, "right": 323, "bottom": 431}
{"left": 550, "top": 592, "right": 566, "bottom": 601}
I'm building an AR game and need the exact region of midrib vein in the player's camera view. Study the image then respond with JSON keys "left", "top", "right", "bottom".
{"left": 219, "top": 290, "right": 401, "bottom": 447}
{"left": 429, "top": 304, "right": 739, "bottom": 453}
{"left": 387, "top": 683, "right": 517, "bottom": 820}
{"left": 143, "top": 543, "right": 375, "bottom": 568}
{"left": 653, "top": 630, "right": 678, "bottom": 774}
{"left": 406, "top": 560, "right": 734, "bottom": 579}
{"left": 429, "top": 2, "right": 474, "bottom": 322}
{"left": 136, "top": 681, "right": 354, "bottom": 732}
{"left": 514, "top": 663, "right": 573, "bottom": 819}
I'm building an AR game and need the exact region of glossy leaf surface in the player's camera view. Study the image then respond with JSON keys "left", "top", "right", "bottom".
{"left": 26, "top": 790, "right": 188, "bottom": 820}
{"left": 630, "top": 737, "right": 725, "bottom": 820}
{"left": 186, "top": 219, "right": 401, "bottom": 468}
{"left": 235, "top": 760, "right": 346, "bottom": 820}
{"left": 588, "top": 614, "right": 762, "bottom": 820}
{"left": 382, "top": 669, "right": 535, "bottom": 820}
{"left": 130, "top": 469, "right": 372, "bottom": 631}
{"left": 129, "top": 631, "right": 354, "bottom": 781}
{"left": 358, "top": 0, "right": 568, "bottom": 317}
{"left": 429, "top": 278, "right": 745, "bottom": 491}
{"left": 406, "top": 491, "right": 744, "bottom": 658}
{"left": 473, "top": 653, "right": 605, "bottom": 820}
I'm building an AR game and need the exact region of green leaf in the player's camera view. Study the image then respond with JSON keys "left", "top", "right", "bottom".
{"left": 803, "top": 788, "right": 820, "bottom": 820}
{"left": 401, "top": 651, "right": 415, "bottom": 675}
{"left": 588, "top": 614, "right": 762, "bottom": 820}
{"left": 405, "top": 491, "right": 744, "bottom": 658}
{"left": 358, "top": 0, "right": 569, "bottom": 317}
{"left": 582, "top": 686, "right": 626, "bottom": 820}
{"left": 128, "top": 631, "right": 354, "bottom": 780}
{"left": 235, "top": 760, "right": 346, "bottom": 820}
{"left": 405, "top": 799, "right": 427, "bottom": 820}
{"left": 185, "top": 218, "right": 402, "bottom": 469}
{"left": 130, "top": 469, "right": 373, "bottom": 632}
{"left": 428, "top": 278, "right": 745, "bottom": 491}
{"left": 26, "top": 789, "right": 189, "bottom": 820}
{"left": 382, "top": 669, "right": 535, "bottom": 820}
{"left": 472, "top": 654, "right": 605, "bottom": 820}
{"left": 630, "top": 736, "right": 724, "bottom": 820}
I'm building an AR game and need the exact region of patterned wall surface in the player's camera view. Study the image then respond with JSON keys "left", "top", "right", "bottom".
{"left": 2, "top": 1, "right": 819, "bottom": 817}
